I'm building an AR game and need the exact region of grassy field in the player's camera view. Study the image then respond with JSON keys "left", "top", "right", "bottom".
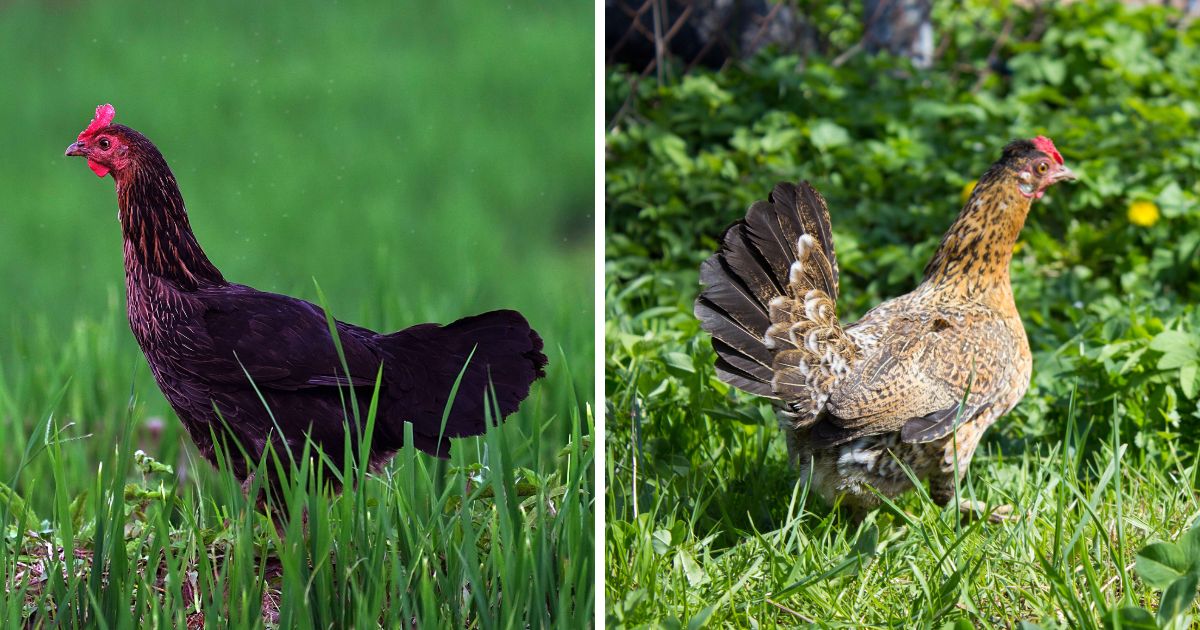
{"left": 0, "top": 1, "right": 593, "bottom": 627}
{"left": 606, "top": 1, "right": 1200, "bottom": 627}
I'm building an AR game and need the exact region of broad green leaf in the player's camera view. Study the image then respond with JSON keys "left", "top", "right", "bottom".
{"left": 670, "top": 520, "right": 689, "bottom": 546}
{"left": 1043, "top": 58, "right": 1067, "bottom": 85}
{"left": 855, "top": 523, "right": 879, "bottom": 557}
{"left": 663, "top": 352, "right": 696, "bottom": 374}
{"left": 1136, "top": 541, "right": 1191, "bottom": 588}
{"left": 1181, "top": 363, "right": 1198, "bottom": 400}
{"left": 1181, "top": 523, "right": 1200, "bottom": 556}
{"left": 678, "top": 550, "right": 708, "bottom": 587}
{"left": 1150, "top": 331, "right": 1199, "bottom": 370}
{"left": 1112, "top": 606, "right": 1159, "bottom": 630}
{"left": 650, "top": 133, "right": 693, "bottom": 172}
{"left": 651, "top": 529, "right": 674, "bottom": 555}
{"left": 808, "top": 119, "right": 850, "bottom": 152}
{"left": 762, "top": 127, "right": 802, "bottom": 153}
{"left": 678, "top": 75, "right": 733, "bottom": 109}
{"left": 1158, "top": 572, "right": 1199, "bottom": 626}
{"left": 1158, "top": 181, "right": 1190, "bottom": 218}
{"left": 1149, "top": 331, "right": 1195, "bottom": 353}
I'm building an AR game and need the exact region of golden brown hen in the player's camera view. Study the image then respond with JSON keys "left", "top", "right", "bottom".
{"left": 696, "top": 137, "right": 1075, "bottom": 514}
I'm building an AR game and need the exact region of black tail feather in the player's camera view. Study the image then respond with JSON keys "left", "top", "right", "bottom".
{"left": 375, "top": 309, "right": 546, "bottom": 456}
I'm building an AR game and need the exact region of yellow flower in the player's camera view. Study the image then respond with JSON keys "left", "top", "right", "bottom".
{"left": 1127, "top": 200, "right": 1160, "bottom": 227}
{"left": 1013, "top": 241, "right": 1024, "bottom": 254}
{"left": 960, "top": 180, "right": 978, "bottom": 206}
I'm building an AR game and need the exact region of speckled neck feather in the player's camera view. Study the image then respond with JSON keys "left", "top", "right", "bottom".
{"left": 920, "top": 162, "right": 1031, "bottom": 301}
{"left": 114, "top": 128, "right": 224, "bottom": 291}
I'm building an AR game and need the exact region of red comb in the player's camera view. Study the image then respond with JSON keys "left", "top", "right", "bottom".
{"left": 78, "top": 104, "right": 115, "bottom": 141}
{"left": 1031, "top": 135, "right": 1063, "bottom": 164}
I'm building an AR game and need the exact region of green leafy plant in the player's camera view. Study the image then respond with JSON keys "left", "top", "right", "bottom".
{"left": 1133, "top": 524, "right": 1200, "bottom": 628}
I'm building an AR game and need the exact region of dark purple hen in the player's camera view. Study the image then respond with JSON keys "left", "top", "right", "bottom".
{"left": 65, "top": 104, "right": 547, "bottom": 485}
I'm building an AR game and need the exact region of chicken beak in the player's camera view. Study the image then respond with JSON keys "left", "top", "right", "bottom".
{"left": 1051, "top": 165, "right": 1076, "bottom": 183}
{"left": 65, "top": 141, "right": 87, "bottom": 157}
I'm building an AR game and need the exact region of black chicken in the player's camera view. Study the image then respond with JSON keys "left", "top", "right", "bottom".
{"left": 65, "top": 104, "right": 547, "bottom": 487}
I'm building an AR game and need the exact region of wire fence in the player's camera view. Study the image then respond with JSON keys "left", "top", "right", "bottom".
{"left": 605, "top": 0, "right": 1200, "bottom": 131}
{"left": 606, "top": 0, "right": 1200, "bottom": 81}
{"left": 606, "top": 0, "right": 806, "bottom": 80}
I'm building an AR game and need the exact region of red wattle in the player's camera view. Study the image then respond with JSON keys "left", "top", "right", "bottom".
{"left": 87, "top": 159, "right": 110, "bottom": 178}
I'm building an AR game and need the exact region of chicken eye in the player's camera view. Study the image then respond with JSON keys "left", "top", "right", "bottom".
{"left": 98, "top": 138, "right": 111, "bottom": 150}
{"left": 1036, "top": 162, "right": 1047, "bottom": 174}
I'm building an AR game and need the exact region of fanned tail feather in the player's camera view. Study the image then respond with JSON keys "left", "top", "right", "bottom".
{"left": 696, "top": 181, "right": 857, "bottom": 422}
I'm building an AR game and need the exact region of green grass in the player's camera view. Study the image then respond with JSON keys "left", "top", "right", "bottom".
{"left": 605, "top": 341, "right": 1200, "bottom": 626}
{"left": 0, "top": 1, "right": 593, "bottom": 627}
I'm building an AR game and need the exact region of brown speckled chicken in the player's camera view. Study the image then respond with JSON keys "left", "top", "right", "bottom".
{"left": 696, "top": 137, "right": 1074, "bottom": 513}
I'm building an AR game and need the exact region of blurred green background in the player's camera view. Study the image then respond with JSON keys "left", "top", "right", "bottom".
{"left": 0, "top": 0, "right": 592, "bottom": 496}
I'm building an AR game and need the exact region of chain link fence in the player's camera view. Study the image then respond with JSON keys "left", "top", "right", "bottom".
{"left": 606, "top": 0, "right": 811, "bottom": 77}
{"left": 606, "top": 0, "right": 1200, "bottom": 80}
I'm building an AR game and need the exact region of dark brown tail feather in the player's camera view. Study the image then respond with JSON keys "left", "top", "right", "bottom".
{"left": 377, "top": 309, "right": 546, "bottom": 456}
{"left": 695, "top": 181, "right": 839, "bottom": 397}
